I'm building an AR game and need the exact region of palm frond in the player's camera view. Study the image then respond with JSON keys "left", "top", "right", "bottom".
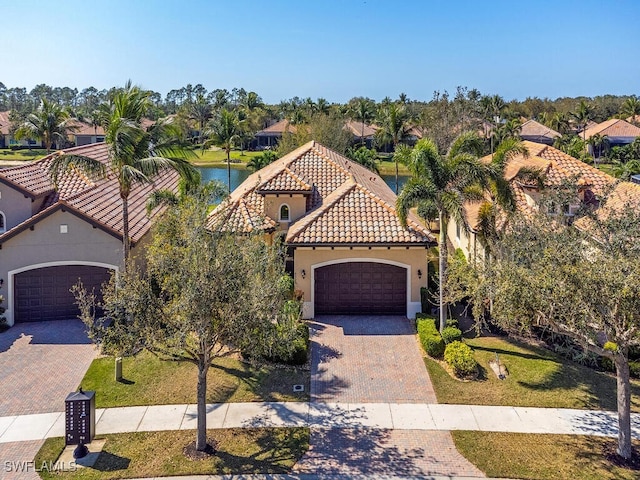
{"left": 395, "top": 177, "right": 438, "bottom": 226}
{"left": 48, "top": 154, "right": 106, "bottom": 188}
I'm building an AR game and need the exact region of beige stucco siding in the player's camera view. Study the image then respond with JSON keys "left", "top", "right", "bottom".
{"left": 263, "top": 193, "right": 307, "bottom": 228}
{"left": 0, "top": 184, "right": 35, "bottom": 231}
{"left": 0, "top": 209, "right": 123, "bottom": 325}
{"left": 293, "top": 246, "right": 427, "bottom": 319}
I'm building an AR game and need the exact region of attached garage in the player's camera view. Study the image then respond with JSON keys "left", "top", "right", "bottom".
{"left": 14, "top": 265, "right": 112, "bottom": 323}
{"left": 314, "top": 262, "right": 407, "bottom": 315}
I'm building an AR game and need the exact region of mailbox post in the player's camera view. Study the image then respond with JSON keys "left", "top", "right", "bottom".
{"left": 65, "top": 389, "right": 95, "bottom": 446}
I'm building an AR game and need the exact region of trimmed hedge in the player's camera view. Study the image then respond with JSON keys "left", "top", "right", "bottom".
{"left": 444, "top": 341, "right": 478, "bottom": 378}
{"left": 441, "top": 326, "right": 462, "bottom": 344}
{"left": 417, "top": 317, "right": 445, "bottom": 358}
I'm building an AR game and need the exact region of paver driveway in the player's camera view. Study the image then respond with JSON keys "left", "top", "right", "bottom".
{"left": 0, "top": 320, "right": 97, "bottom": 480}
{"left": 296, "top": 315, "right": 484, "bottom": 478}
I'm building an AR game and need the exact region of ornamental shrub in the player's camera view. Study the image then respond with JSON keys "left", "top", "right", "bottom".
{"left": 441, "top": 326, "right": 462, "bottom": 344}
{"left": 444, "top": 341, "right": 478, "bottom": 378}
{"left": 417, "top": 318, "right": 445, "bottom": 358}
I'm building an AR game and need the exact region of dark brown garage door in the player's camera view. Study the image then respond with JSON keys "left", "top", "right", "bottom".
{"left": 315, "top": 262, "right": 406, "bottom": 315}
{"left": 14, "top": 265, "right": 112, "bottom": 323}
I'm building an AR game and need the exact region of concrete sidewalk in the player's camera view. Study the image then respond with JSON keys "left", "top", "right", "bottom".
{"left": 2, "top": 401, "right": 640, "bottom": 444}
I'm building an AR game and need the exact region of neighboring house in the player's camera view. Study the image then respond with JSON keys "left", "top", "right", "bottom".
{"left": 0, "top": 142, "right": 180, "bottom": 325}
{"left": 344, "top": 120, "right": 378, "bottom": 148}
{"left": 519, "top": 119, "right": 560, "bottom": 145}
{"left": 0, "top": 111, "right": 44, "bottom": 148}
{"left": 450, "top": 141, "right": 617, "bottom": 261}
{"left": 253, "top": 119, "right": 297, "bottom": 149}
{"left": 582, "top": 119, "right": 640, "bottom": 153}
{"left": 208, "top": 141, "right": 435, "bottom": 319}
{"left": 67, "top": 119, "right": 105, "bottom": 146}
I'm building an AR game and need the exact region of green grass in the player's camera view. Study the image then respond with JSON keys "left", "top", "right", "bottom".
{"left": 425, "top": 336, "right": 640, "bottom": 411}
{"left": 0, "top": 148, "right": 48, "bottom": 161}
{"left": 452, "top": 431, "right": 640, "bottom": 480}
{"left": 36, "top": 428, "right": 309, "bottom": 479}
{"left": 191, "top": 149, "right": 262, "bottom": 167}
{"left": 80, "top": 351, "right": 309, "bottom": 407}
{"left": 377, "top": 159, "right": 409, "bottom": 176}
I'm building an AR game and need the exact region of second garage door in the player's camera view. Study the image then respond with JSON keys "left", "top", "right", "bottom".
{"left": 314, "top": 262, "right": 407, "bottom": 315}
{"left": 14, "top": 265, "right": 112, "bottom": 323}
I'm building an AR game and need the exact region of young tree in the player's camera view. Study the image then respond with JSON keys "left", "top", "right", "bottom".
{"left": 49, "top": 81, "right": 198, "bottom": 264}
{"left": 484, "top": 195, "right": 640, "bottom": 460}
{"left": 78, "top": 188, "right": 299, "bottom": 453}
{"left": 204, "top": 109, "right": 242, "bottom": 194}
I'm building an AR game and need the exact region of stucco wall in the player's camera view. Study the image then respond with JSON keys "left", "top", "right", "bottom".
{"left": 263, "top": 193, "right": 307, "bottom": 228}
{"left": 293, "top": 246, "right": 427, "bottom": 319}
{"left": 0, "top": 209, "right": 123, "bottom": 325}
{"left": 0, "top": 184, "right": 34, "bottom": 231}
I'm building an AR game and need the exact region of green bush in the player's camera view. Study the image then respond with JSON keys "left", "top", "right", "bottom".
{"left": 444, "top": 341, "right": 478, "bottom": 378}
{"left": 417, "top": 318, "right": 445, "bottom": 358}
{"left": 265, "top": 323, "right": 309, "bottom": 366}
{"left": 630, "top": 361, "right": 640, "bottom": 379}
{"left": 445, "top": 318, "right": 459, "bottom": 328}
{"left": 441, "top": 326, "right": 462, "bottom": 344}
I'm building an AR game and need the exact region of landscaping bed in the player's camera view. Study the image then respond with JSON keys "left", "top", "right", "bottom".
{"left": 36, "top": 428, "right": 309, "bottom": 479}
{"left": 80, "top": 351, "right": 309, "bottom": 408}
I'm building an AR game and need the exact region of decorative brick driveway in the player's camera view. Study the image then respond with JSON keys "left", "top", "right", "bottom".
{"left": 0, "top": 320, "right": 97, "bottom": 479}
{"left": 296, "top": 315, "right": 484, "bottom": 478}
{"left": 309, "top": 315, "right": 437, "bottom": 403}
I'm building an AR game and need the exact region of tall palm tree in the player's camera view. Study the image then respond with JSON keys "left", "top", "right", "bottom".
{"left": 572, "top": 100, "right": 594, "bottom": 141}
{"left": 15, "top": 98, "right": 75, "bottom": 153}
{"left": 396, "top": 133, "right": 528, "bottom": 332}
{"left": 204, "top": 109, "right": 242, "bottom": 194}
{"left": 621, "top": 95, "right": 640, "bottom": 123}
{"left": 375, "top": 103, "right": 411, "bottom": 193}
{"left": 189, "top": 93, "right": 212, "bottom": 144}
{"left": 49, "top": 82, "right": 198, "bottom": 265}
{"left": 348, "top": 97, "right": 376, "bottom": 146}
{"left": 587, "top": 133, "right": 610, "bottom": 164}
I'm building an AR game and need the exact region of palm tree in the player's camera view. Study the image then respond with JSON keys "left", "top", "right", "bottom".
{"left": 587, "top": 133, "right": 610, "bottom": 164}
{"left": 48, "top": 82, "right": 198, "bottom": 265}
{"left": 15, "top": 98, "right": 75, "bottom": 153}
{"left": 375, "top": 103, "right": 411, "bottom": 193}
{"left": 572, "top": 100, "right": 593, "bottom": 141}
{"left": 621, "top": 96, "right": 640, "bottom": 123}
{"left": 396, "top": 133, "right": 528, "bottom": 332}
{"left": 247, "top": 150, "right": 278, "bottom": 172}
{"left": 548, "top": 112, "right": 571, "bottom": 135}
{"left": 204, "top": 109, "right": 242, "bottom": 194}
{"left": 348, "top": 97, "right": 376, "bottom": 146}
{"left": 611, "top": 159, "right": 640, "bottom": 180}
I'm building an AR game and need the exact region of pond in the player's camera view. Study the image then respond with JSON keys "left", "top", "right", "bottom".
{"left": 197, "top": 166, "right": 410, "bottom": 193}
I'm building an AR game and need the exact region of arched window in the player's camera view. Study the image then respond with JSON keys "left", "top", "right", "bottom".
{"left": 279, "top": 204, "right": 290, "bottom": 222}
{"left": 0, "top": 211, "right": 5, "bottom": 233}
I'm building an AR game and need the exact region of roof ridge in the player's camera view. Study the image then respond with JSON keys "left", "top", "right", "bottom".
{"left": 285, "top": 179, "right": 356, "bottom": 241}
{"left": 312, "top": 143, "right": 352, "bottom": 178}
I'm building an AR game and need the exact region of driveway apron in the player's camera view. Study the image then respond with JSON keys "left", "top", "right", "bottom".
{"left": 297, "top": 315, "right": 484, "bottom": 478}
{"left": 0, "top": 320, "right": 97, "bottom": 480}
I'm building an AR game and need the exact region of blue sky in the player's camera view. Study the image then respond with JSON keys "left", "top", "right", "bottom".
{"left": 2, "top": 0, "right": 639, "bottom": 103}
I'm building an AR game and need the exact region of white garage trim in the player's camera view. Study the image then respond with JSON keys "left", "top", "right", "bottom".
{"left": 304, "top": 258, "right": 419, "bottom": 319}
{"left": 6, "top": 261, "right": 119, "bottom": 326}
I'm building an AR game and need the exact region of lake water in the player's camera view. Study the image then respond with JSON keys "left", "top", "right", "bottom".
{"left": 198, "top": 166, "right": 409, "bottom": 193}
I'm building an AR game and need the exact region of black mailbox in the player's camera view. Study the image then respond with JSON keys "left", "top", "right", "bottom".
{"left": 64, "top": 389, "right": 95, "bottom": 446}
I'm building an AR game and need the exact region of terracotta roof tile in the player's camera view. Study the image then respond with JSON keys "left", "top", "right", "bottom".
{"left": 67, "top": 119, "right": 105, "bottom": 136}
{"left": 519, "top": 119, "right": 560, "bottom": 141}
{"left": 255, "top": 119, "right": 297, "bottom": 136}
{"left": 582, "top": 119, "right": 640, "bottom": 140}
{"left": 257, "top": 167, "right": 312, "bottom": 193}
{"left": 208, "top": 141, "right": 434, "bottom": 244}
{"left": 0, "top": 111, "right": 10, "bottom": 135}
{"left": 344, "top": 120, "right": 378, "bottom": 138}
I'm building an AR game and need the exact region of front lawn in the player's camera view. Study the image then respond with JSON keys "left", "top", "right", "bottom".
{"left": 425, "top": 335, "right": 640, "bottom": 411}
{"left": 191, "top": 148, "right": 262, "bottom": 167}
{"left": 0, "top": 148, "right": 48, "bottom": 161}
{"left": 36, "top": 428, "right": 309, "bottom": 479}
{"left": 80, "top": 351, "right": 309, "bottom": 408}
{"left": 452, "top": 431, "right": 640, "bottom": 480}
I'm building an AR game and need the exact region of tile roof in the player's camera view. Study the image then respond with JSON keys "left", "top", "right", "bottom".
{"left": 344, "top": 120, "right": 378, "bottom": 138}
{"left": 255, "top": 119, "right": 297, "bottom": 136}
{"left": 0, "top": 142, "right": 180, "bottom": 244}
{"left": 582, "top": 118, "right": 640, "bottom": 140}
{"left": 67, "top": 119, "right": 105, "bottom": 136}
{"left": 208, "top": 141, "right": 434, "bottom": 245}
{"left": 257, "top": 167, "right": 312, "bottom": 193}
{"left": 519, "top": 119, "right": 560, "bottom": 141}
